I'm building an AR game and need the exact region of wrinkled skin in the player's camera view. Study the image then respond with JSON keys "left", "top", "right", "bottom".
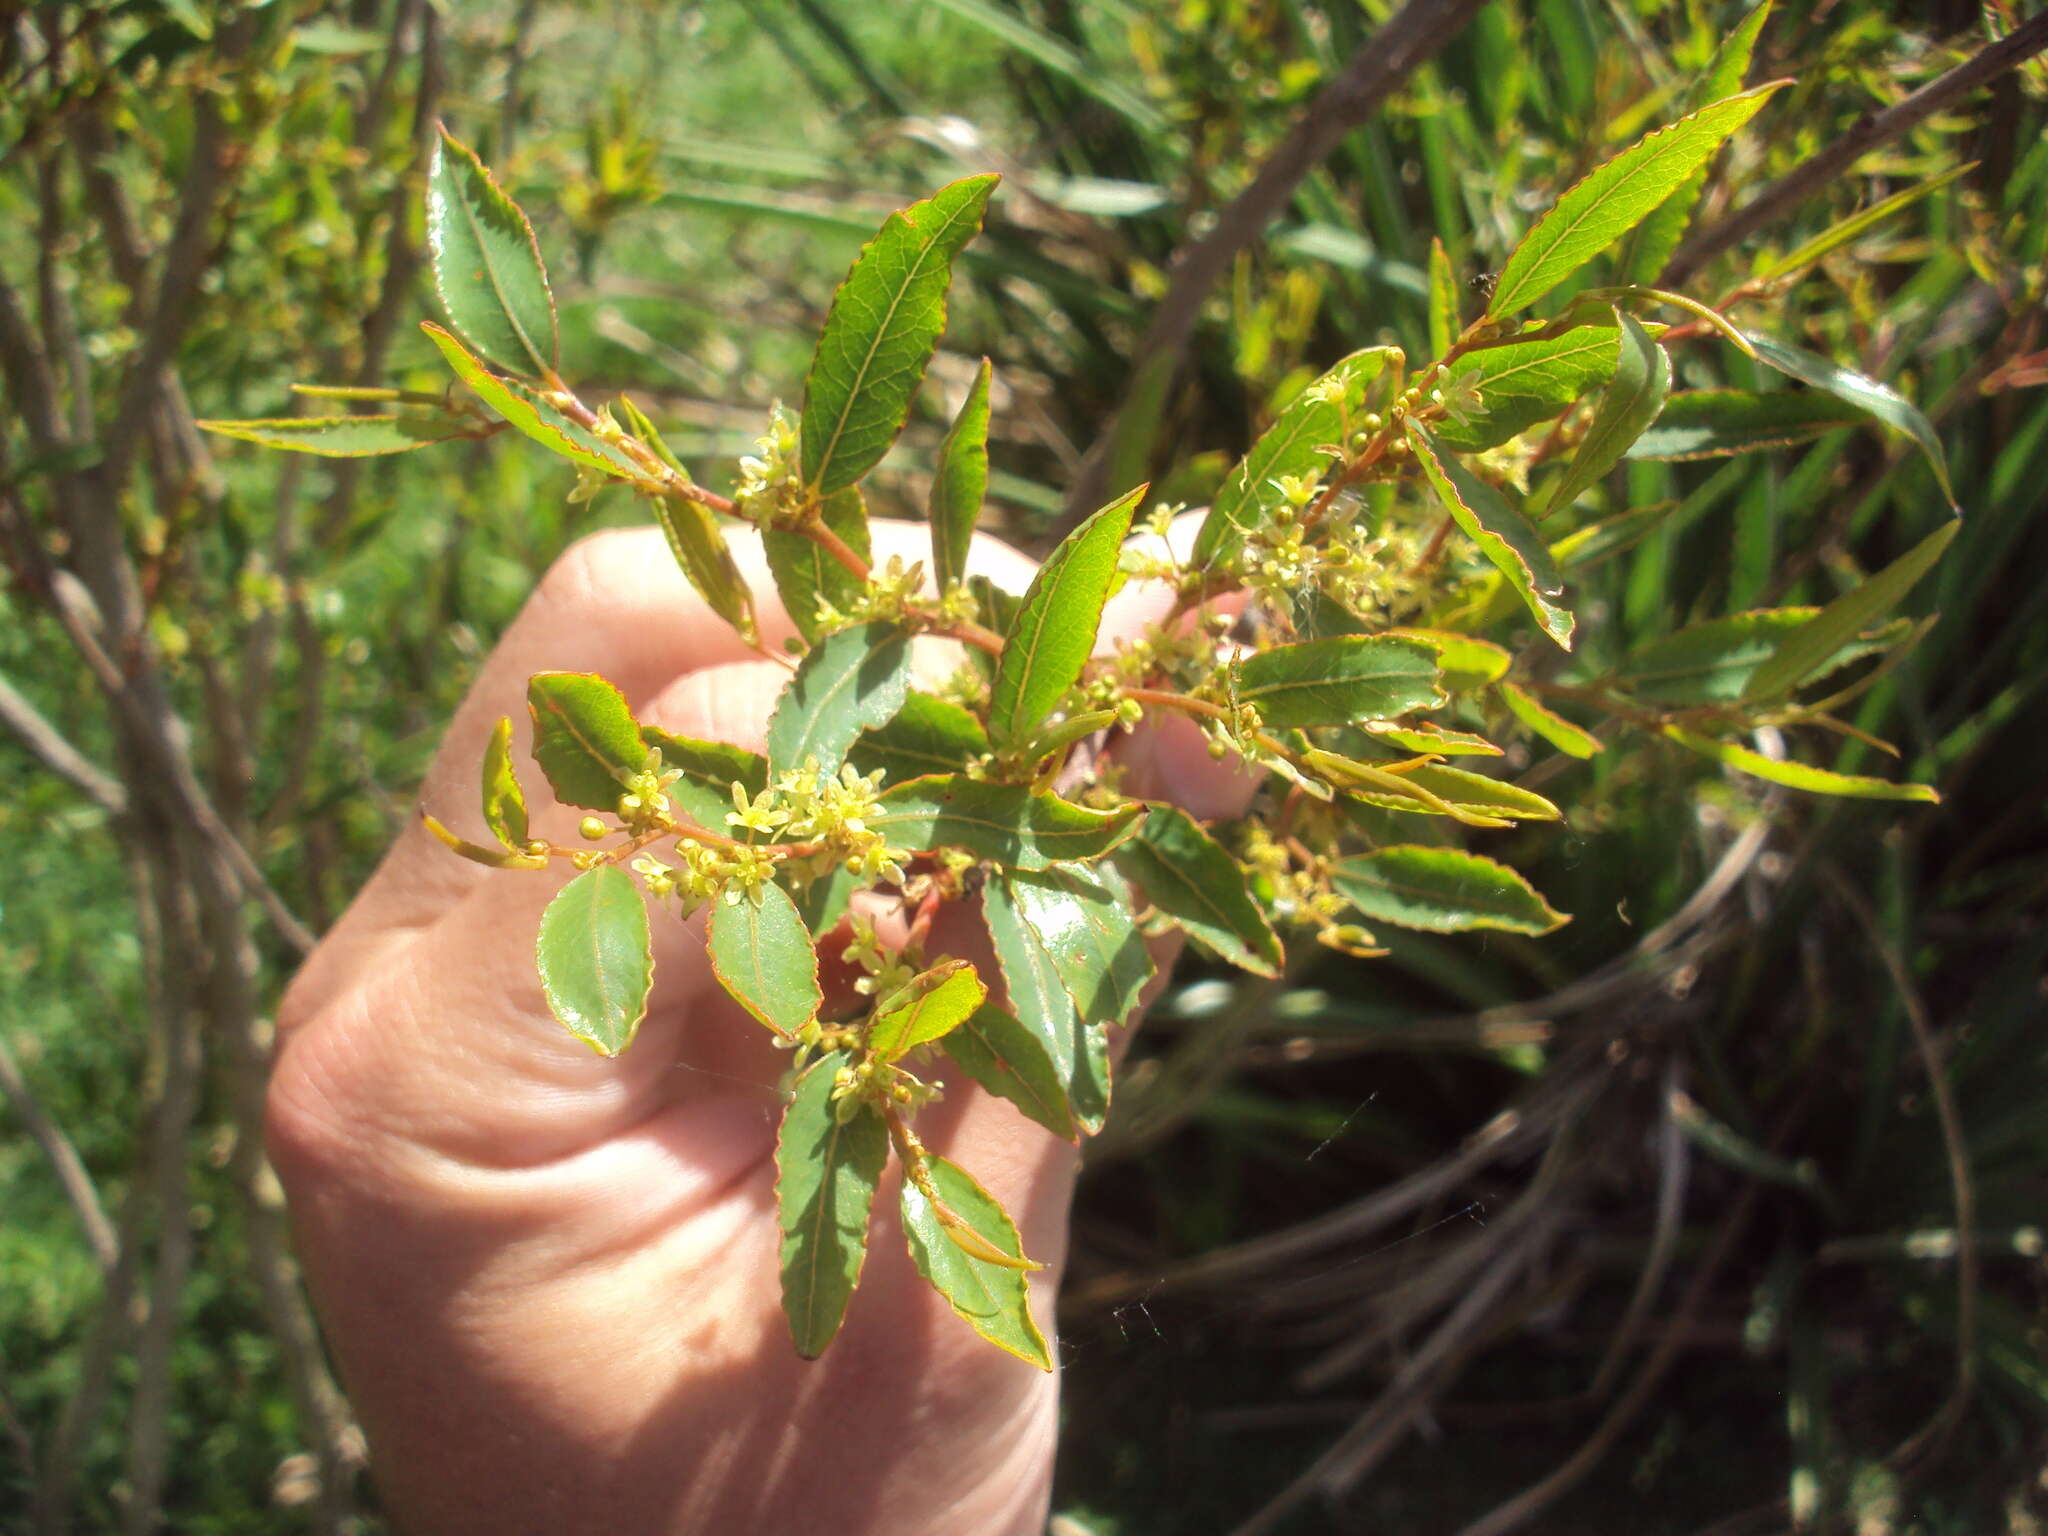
{"left": 268, "top": 516, "right": 1252, "bottom": 1535}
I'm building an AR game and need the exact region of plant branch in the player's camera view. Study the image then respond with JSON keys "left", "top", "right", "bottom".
{"left": 0, "top": 670, "right": 127, "bottom": 815}
{"left": 1660, "top": 10, "right": 2048, "bottom": 285}
{"left": 0, "top": 1030, "right": 118, "bottom": 1275}
{"left": 1062, "top": 0, "right": 1495, "bottom": 523}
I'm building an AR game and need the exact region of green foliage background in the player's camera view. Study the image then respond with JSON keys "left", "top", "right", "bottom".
{"left": 2, "top": 1, "right": 2043, "bottom": 1531}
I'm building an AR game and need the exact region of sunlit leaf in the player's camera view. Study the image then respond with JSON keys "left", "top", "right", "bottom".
{"left": 985, "top": 876, "right": 1109, "bottom": 1133}
{"left": 1744, "top": 333, "right": 1957, "bottom": 507}
{"left": 1754, "top": 161, "right": 1974, "bottom": 283}
{"left": 869, "top": 962, "right": 986, "bottom": 1061}
{"left": 1541, "top": 311, "right": 1671, "bottom": 515}
{"left": 871, "top": 775, "right": 1143, "bottom": 869}
{"left": 942, "top": 1003, "right": 1074, "bottom": 1138}
{"left": 850, "top": 691, "right": 991, "bottom": 784}
{"left": 900, "top": 1153, "right": 1052, "bottom": 1370}
{"left": 1114, "top": 805, "right": 1281, "bottom": 976}
{"left": 195, "top": 412, "right": 481, "bottom": 457}
{"left": 1334, "top": 846, "right": 1566, "bottom": 936}
{"left": 1409, "top": 426, "right": 1575, "bottom": 648}
{"left": 801, "top": 175, "right": 998, "bottom": 496}
{"left": 765, "top": 622, "right": 913, "bottom": 780}
{"left": 1431, "top": 325, "right": 1623, "bottom": 453}
{"left": 1488, "top": 84, "right": 1784, "bottom": 319}
{"left": 481, "top": 716, "right": 530, "bottom": 849}
{"left": 1002, "top": 862, "right": 1153, "bottom": 1031}
{"left": 764, "top": 486, "right": 870, "bottom": 643}
{"left": 1232, "top": 635, "right": 1445, "bottom": 728}
{"left": 639, "top": 726, "right": 767, "bottom": 833}
{"left": 423, "top": 323, "right": 639, "bottom": 476}
{"left": 1617, "top": 608, "right": 1906, "bottom": 707}
{"left": 1664, "top": 727, "right": 1939, "bottom": 802}
{"left": 1427, "top": 236, "right": 1459, "bottom": 361}
{"left": 1496, "top": 682, "right": 1601, "bottom": 758}
{"left": 1627, "top": 389, "right": 1871, "bottom": 459}
{"left": 929, "top": 357, "right": 993, "bottom": 591}
{"left": 527, "top": 673, "right": 645, "bottom": 811}
{"left": 1386, "top": 628, "right": 1512, "bottom": 692}
{"left": 650, "top": 489, "right": 755, "bottom": 644}
{"left": 988, "top": 486, "right": 1142, "bottom": 747}
{"left": 420, "top": 809, "right": 548, "bottom": 870}
{"left": 708, "top": 881, "right": 823, "bottom": 1038}
{"left": 776, "top": 1054, "right": 887, "bottom": 1358}
{"left": 536, "top": 865, "right": 653, "bottom": 1055}
{"left": 427, "top": 126, "right": 558, "bottom": 378}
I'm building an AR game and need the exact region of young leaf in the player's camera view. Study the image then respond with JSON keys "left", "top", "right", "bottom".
{"left": 1743, "top": 333, "right": 1957, "bottom": 506}
{"left": 1427, "top": 237, "right": 1459, "bottom": 361}
{"left": 650, "top": 491, "right": 756, "bottom": 644}
{"left": 800, "top": 174, "right": 998, "bottom": 497}
{"left": 869, "top": 962, "right": 987, "bottom": 1061}
{"left": 1664, "top": 727, "right": 1939, "bottom": 803}
{"left": 1742, "top": 520, "right": 1958, "bottom": 703}
{"left": 1618, "top": 1, "right": 1773, "bottom": 285}
{"left": 535, "top": 864, "right": 653, "bottom": 1055}
{"left": 929, "top": 357, "right": 993, "bottom": 591}
{"left": 1333, "top": 846, "right": 1567, "bottom": 936}
{"left": 1754, "top": 161, "right": 1973, "bottom": 284}
{"left": 528, "top": 672, "right": 645, "bottom": 811}
{"left": 985, "top": 875, "right": 1109, "bottom": 1133}
{"left": 481, "top": 716, "right": 530, "bottom": 849}
{"left": 427, "top": 126, "right": 558, "bottom": 379}
{"left": 1365, "top": 721, "right": 1502, "bottom": 757}
{"left": 1431, "top": 325, "right": 1626, "bottom": 453}
{"left": 849, "top": 690, "right": 991, "bottom": 784}
{"left": 1386, "top": 628, "right": 1511, "bottom": 692}
{"left": 1232, "top": 635, "right": 1445, "bottom": 728}
{"left": 764, "top": 486, "right": 871, "bottom": 643}
{"left": 1408, "top": 426, "right": 1575, "bottom": 649}
{"left": 1002, "top": 862, "right": 1153, "bottom": 1031}
{"left": 1540, "top": 311, "right": 1671, "bottom": 515}
{"left": 764, "top": 621, "right": 913, "bottom": 780}
{"left": 708, "top": 881, "right": 823, "bottom": 1038}
{"left": 420, "top": 809, "right": 549, "bottom": 870}
{"left": 987, "top": 485, "right": 1142, "bottom": 747}
{"left": 871, "top": 775, "right": 1144, "bottom": 869}
{"left": 639, "top": 726, "right": 767, "bottom": 832}
{"left": 1627, "top": 389, "right": 1872, "bottom": 460}
{"left": 1192, "top": 348, "right": 1398, "bottom": 569}
{"left": 195, "top": 413, "right": 480, "bottom": 457}
{"left": 1615, "top": 608, "right": 1902, "bottom": 706}
{"left": 1114, "top": 804, "right": 1282, "bottom": 976}
{"left": 900, "top": 1154, "right": 1052, "bottom": 1370}
{"left": 1322, "top": 756, "right": 1562, "bottom": 822}
{"left": 1496, "top": 682, "right": 1601, "bottom": 758}
{"left": 775, "top": 1054, "right": 888, "bottom": 1358}
{"left": 942, "top": 1003, "right": 1074, "bottom": 1139}
{"left": 424, "top": 324, "right": 639, "bottom": 476}
{"left": 1487, "top": 84, "right": 1784, "bottom": 320}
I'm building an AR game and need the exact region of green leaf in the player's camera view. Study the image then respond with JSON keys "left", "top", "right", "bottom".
{"left": 1408, "top": 426, "right": 1575, "bottom": 648}
{"left": 764, "top": 486, "right": 871, "bottom": 643}
{"left": 1626, "top": 389, "right": 1872, "bottom": 460}
{"left": 791, "top": 862, "right": 861, "bottom": 938}
{"left": 1432, "top": 324, "right": 1645, "bottom": 453}
{"left": 1232, "top": 635, "right": 1445, "bottom": 728}
{"left": 639, "top": 726, "right": 767, "bottom": 832}
{"left": 924, "top": 0, "right": 1166, "bottom": 136}
{"left": 1618, "top": 1, "right": 1773, "bottom": 286}
{"left": 800, "top": 175, "right": 998, "bottom": 496}
{"left": 535, "top": 865, "right": 653, "bottom": 1055}
{"left": 1192, "top": 348, "right": 1397, "bottom": 569}
{"left": 984, "top": 876, "right": 1109, "bottom": 1133}
{"left": 1364, "top": 721, "right": 1502, "bottom": 757}
{"left": 1386, "top": 628, "right": 1511, "bottom": 692}
{"left": 649, "top": 490, "right": 756, "bottom": 644}
{"left": 1489, "top": 84, "right": 1784, "bottom": 319}
{"left": 480, "top": 716, "right": 530, "bottom": 849}
{"left": 427, "top": 126, "right": 558, "bottom": 379}
{"left": 421, "top": 810, "right": 549, "bottom": 870}
{"left": 1496, "top": 682, "right": 1601, "bottom": 758}
{"left": 1114, "top": 805, "right": 1281, "bottom": 977}
{"left": 1427, "top": 237, "right": 1459, "bottom": 361}
{"left": 1002, "top": 862, "right": 1153, "bottom": 1031}
{"left": 1744, "top": 333, "right": 1957, "bottom": 506}
{"left": 942, "top": 1003, "right": 1073, "bottom": 1138}
{"left": 849, "top": 691, "right": 991, "bottom": 785}
{"left": 1663, "top": 728, "right": 1939, "bottom": 803}
{"left": 708, "top": 881, "right": 823, "bottom": 1038}
{"left": 869, "top": 963, "right": 987, "bottom": 1061}
{"left": 900, "top": 1153, "right": 1052, "bottom": 1370}
{"left": 527, "top": 673, "right": 645, "bottom": 812}
{"left": 1754, "top": 160, "right": 1973, "bottom": 284}
{"left": 872, "top": 776, "right": 1144, "bottom": 869}
{"left": 1616, "top": 608, "right": 1902, "bottom": 706}
{"left": 1742, "top": 520, "right": 1958, "bottom": 703}
{"left": 195, "top": 412, "right": 478, "bottom": 457}
{"left": 929, "top": 357, "right": 993, "bottom": 592}
{"left": 423, "top": 324, "right": 639, "bottom": 476}
{"left": 1333, "top": 846, "right": 1566, "bottom": 936}
{"left": 987, "top": 486, "right": 1142, "bottom": 747}
{"left": 775, "top": 1054, "right": 888, "bottom": 1357}
{"left": 1540, "top": 311, "right": 1670, "bottom": 514}
{"left": 765, "top": 621, "right": 913, "bottom": 780}
{"left": 1320, "top": 756, "right": 1561, "bottom": 823}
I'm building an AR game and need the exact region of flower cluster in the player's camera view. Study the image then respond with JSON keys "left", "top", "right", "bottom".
{"left": 733, "top": 404, "right": 803, "bottom": 525}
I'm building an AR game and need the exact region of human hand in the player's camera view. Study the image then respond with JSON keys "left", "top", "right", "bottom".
{"left": 267, "top": 517, "right": 1252, "bottom": 1535}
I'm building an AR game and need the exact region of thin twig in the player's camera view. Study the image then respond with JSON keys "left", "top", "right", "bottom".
{"left": 0, "top": 671, "right": 127, "bottom": 815}
{"left": 1061, "top": 0, "right": 1495, "bottom": 522}
{"left": 0, "top": 1031, "right": 118, "bottom": 1275}
{"left": 1660, "top": 11, "right": 2048, "bottom": 285}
